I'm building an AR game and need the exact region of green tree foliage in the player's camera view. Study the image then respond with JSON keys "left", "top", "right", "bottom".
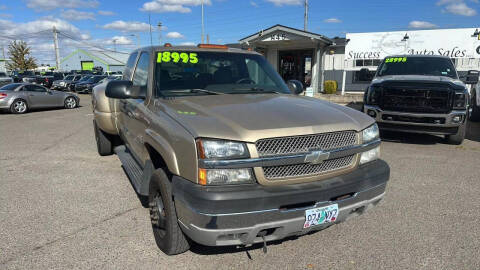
{"left": 6, "top": 40, "right": 37, "bottom": 71}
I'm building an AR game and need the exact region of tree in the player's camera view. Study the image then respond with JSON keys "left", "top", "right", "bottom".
{"left": 6, "top": 40, "right": 37, "bottom": 71}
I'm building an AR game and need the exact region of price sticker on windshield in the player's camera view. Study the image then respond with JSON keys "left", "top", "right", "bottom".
{"left": 157, "top": 52, "right": 199, "bottom": 64}
{"left": 385, "top": 57, "right": 407, "bottom": 63}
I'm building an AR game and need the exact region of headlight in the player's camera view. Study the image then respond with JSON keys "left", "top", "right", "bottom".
{"left": 453, "top": 92, "right": 467, "bottom": 109}
{"left": 360, "top": 146, "right": 380, "bottom": 165}
{"left": 362, "top": 124, "right": 379, "bottom": 143}
{"left": 60, "top": 82, "right": 65, "bottom": 86}
{"left": 199, "top": 168, "right": 254, "bottom": 185}
{"left": 197, "top": 139, "right": 249, "bottom": 159}
{"left": 366, "top": 85, "right": 381, "bottom": 105}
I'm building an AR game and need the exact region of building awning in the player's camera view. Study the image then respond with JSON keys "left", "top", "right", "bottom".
{"left": 239, "top": 24, "right": 333, "bottom": 46}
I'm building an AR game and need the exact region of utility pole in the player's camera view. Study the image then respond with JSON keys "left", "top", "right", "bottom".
{"left": 159, "top": 22, "right": 163, "bottom": 45}
{"left": 304, "top": 0, "right": 308, "bottom": 31}
{"left": 52, "top": 26, "right": 60, "bottom": 70}
{"left": 201, "top": 0, "right": 205, "bottom": 44}
{"left": 130, "top": 34, "right": 140, "bottom": 48}
{"left": 148, "top": 13, "right": 153, "bottom": 46}
{"left": 112, "top": 39, "right": 117, "bottom": 52}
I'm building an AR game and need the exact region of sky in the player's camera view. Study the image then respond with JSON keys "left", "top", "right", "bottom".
{"left": 0, "top": 0, "right": 479, "bottom": 65}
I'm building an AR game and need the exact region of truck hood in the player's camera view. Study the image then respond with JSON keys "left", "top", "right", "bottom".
{"left": 156, "top": 94, "right": 374, "bottom": 142}
{"left": 372, "top": 75, "right": 466, "bottom": 88}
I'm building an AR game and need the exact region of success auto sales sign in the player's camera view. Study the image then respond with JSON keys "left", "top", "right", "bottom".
{"left": 345, "top": 28, "right": 480, "bottom": 60}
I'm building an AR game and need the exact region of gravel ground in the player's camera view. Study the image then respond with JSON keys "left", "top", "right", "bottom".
{"left": 1, "top": 95, "right": 479, "bottom": 270}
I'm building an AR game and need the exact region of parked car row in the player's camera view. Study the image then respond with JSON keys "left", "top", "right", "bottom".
{"left": 5, "top": 70, "right": 123, "bottom": 91}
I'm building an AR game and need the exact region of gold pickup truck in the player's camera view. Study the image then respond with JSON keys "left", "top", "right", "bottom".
{"left": 92, "top": 44, "right": 390, "bottom": 255}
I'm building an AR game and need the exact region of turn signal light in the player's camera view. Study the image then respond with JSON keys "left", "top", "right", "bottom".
{"left": 198, "top": 168, "right": 207, "bottom": 185}
{"left": 197, "top": 44, "right": 228, "bottom": 49}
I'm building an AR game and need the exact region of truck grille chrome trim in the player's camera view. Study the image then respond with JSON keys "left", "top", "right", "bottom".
{"left": 263, "top": 155, "right": 355, "bottom": 179}
{"left": 255, "top": 131, "right": 357, "bottom": 157}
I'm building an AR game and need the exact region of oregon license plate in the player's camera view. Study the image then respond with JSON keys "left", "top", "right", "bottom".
{"left": 303, "top": 204, "right": 339, "bottom": 229}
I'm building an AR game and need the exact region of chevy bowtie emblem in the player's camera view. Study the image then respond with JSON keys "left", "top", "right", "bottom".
{"left": 304, "top": 150, "right": 330, "bottom": 165}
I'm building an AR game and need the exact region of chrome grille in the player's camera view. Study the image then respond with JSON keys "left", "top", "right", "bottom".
{"left": 263, "top": 155, "right": 355, "bottom": 179}
{"left": 256, "top": 131, "right": 357, "bottom": 157}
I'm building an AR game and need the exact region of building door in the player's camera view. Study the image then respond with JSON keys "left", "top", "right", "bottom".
{"left": 81, "top": 61, "right": 94, "bottom": 71}
{"left": 279, "top": 49, "right": 313, "bottom": 87}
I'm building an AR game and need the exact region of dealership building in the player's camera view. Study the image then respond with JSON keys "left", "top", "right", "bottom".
{"left": 238, "top": 25, "right": 480, "bottom": 94}
{"left": 59, "top": 48, "right": 129, "bottom": 73}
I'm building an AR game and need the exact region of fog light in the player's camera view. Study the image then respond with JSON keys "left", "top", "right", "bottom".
{"left": 360, "top": 146, "right": 380, "bottom": 165}
{"left": 367, "top": 110, "right": 377, "bottom": 118}
{"left": 452, "top": 115, "right": 462, "bottom": 123}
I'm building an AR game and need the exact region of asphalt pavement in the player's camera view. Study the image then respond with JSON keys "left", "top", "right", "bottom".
{"left": 1, "top": 95, "right": 479, "bottom": 270}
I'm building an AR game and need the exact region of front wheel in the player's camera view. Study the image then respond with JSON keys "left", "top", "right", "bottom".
{"left": 445, "top": 121, "right": 467, "bottom": 145}
{"left": 64, "top": 96, "right": 77, "bottom": 109}
{"left": 149, "top": 169, "right": 190, "bottom": 255}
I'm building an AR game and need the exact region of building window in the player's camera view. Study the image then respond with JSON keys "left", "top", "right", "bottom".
{"left": 355, "top": 59, "right": 381, "bottom": 67}
{"left": 353, "top": 69, "right": 376, "bottom": 83}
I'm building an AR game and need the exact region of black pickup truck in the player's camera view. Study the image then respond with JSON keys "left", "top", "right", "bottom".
{"left": 35, "top": 72, "right": 64, "bottom": 88}
{"left": 363, "top": 55, "right": 470, "bottom": 144}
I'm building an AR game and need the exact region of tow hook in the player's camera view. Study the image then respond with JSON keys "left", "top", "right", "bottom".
{"left": 257, "top": 230, "right": 268, "bottom": 254}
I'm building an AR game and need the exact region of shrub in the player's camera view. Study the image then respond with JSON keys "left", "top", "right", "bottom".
{"left": 324, "top": 80, "right": 338, "bottom": 94}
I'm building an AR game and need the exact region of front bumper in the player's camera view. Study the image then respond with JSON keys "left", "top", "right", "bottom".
{"left": 172, "top": 159, "right": 389, "bottom": 246}
{"left": 364, "top": 105, "right": 467, "bottom": 135}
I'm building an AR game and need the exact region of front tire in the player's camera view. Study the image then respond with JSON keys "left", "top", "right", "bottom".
{"left": 445, "top": 121, "right": 467, "bottom": 145}
{"left": 149, "top": 169, "right": 190, "bottom": 255}
{"left": 93, "top": 120, "right": 113, "bottom": 156}
{"left": 64, "top": 96, "right": 77, "bottom": 109}
{"left": 10, "top": 99, "right": 28, "bottom": 114}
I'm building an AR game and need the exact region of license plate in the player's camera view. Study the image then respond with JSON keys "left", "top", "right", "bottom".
{"left": 303, "top": 204, "right": 339, "bottom": 229}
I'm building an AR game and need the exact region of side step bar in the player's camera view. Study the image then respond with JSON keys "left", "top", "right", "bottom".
{"left": 114, "top": 145, "right": 144, "bottom": 195}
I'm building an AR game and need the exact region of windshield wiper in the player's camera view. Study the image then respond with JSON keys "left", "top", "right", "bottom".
{"left": 164, "top": 89, "right": 223, "bottom": 95}
{"left": 231, "top": 87, "right": 280, "bottom": 94}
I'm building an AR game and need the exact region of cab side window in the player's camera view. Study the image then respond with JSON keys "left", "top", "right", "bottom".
{"left": 25, "top": 85, "right": 47, "bottom": 92}
{"left": 132, "top": 52, "right": 150, "bottom": 96}
{"left": 124, "top": 52, "right": 139, "bottom": 80}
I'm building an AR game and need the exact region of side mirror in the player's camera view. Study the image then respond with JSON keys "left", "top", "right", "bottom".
{"left": 465, "top": 70, "right": 479, "bottom": 85}
{"left": 287, "top": 80, "right": 304, "bottom": 95}
{"left": 105, "top": 80, "right": 144, "bottom": 99}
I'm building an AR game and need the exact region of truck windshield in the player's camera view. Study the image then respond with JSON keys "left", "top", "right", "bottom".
{"left": 376, "top": 57, "right": 458, "bottom": 79}
{"left": 154, "top": 51, "right": 291, "bottom": 96}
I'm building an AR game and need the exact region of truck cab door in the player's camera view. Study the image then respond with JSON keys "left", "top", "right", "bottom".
{"left": 118, "top": 51, "right": 151, "bottom": 166}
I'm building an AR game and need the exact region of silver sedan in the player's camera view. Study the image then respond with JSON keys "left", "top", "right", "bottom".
{"left": 0, "top": 83, "right": 80, "bottom": 114}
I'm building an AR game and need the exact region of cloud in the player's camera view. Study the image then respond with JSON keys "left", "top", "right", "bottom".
{"left": 0, "top": 17, "right": 82, "bottom": 37}
{"left": 103, "top": 20, "right": 152, "bottom": 32}
{"left": 250, "top": 1, "right": 258, "bottom": 7}
{"left": 0, "top": 5, "right": 6, "bottom": 10}
{"left": 26, "top": 0, "right": 99, "bottom": 11}
{"left": 437, "top": 0, "right": 477, "bottom": 16}
{"left": 324, "top": 18, "right": 342, "bottom": 23}
{"left": 106, "top": 36, "right": 133, "bottom": 45}
{"left": 166, "top": 31, "right": 184, "bottom": 38}
{"left": 265, "top": 0, "right": 302, "bottom": 6}
{"left": 61, "top": 9, "right": 95, "bottom": 21}
{"left": 408, "top": 20, "right": 438, "bottom": 29}
{"left": 98, "top": 10, "right": 115, "bottom": 16}
{"left": 0, "top": 13, "right": 12, "bottom": 19}
{"left": 180, "top": 41, "right": 195, "bottom": 46}
{"left": 140, "top": 0, "right": 211, "bottom": 13}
